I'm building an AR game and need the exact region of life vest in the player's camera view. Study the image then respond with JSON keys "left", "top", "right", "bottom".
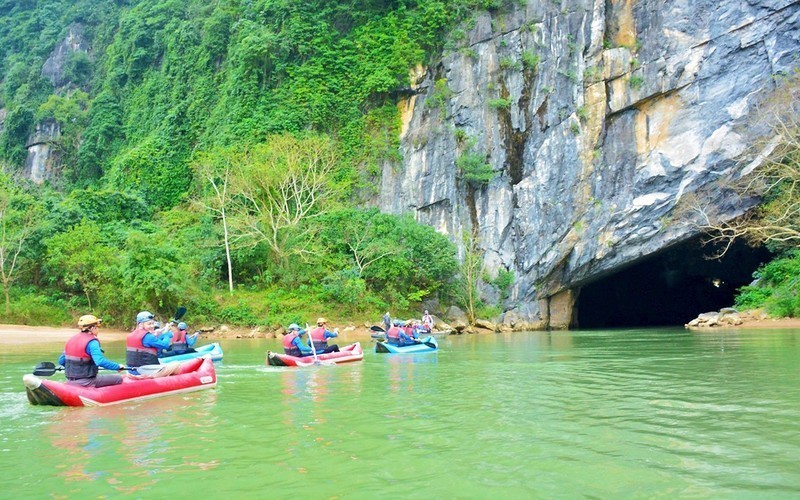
{"left": 422, "top": 315, "right": 433, "bottom": 330}
{"left": 64, "top": 332, "right": 99, "bottom": 379}
{"left": 126, "top": 327, "right": 159, "bottom": 366}
{"left": 310, "top": 326, "right": 328, "bottom": 350}
{"left": 386, "top": 326, "right": 402, "bottom": 344}
{"left": 403, "top": 325, "right": 414, "bottom": 336}
{"left": 283, "top": 332, "right": 302, "bottom": 357}
{"left": 171, "top": 329, "right": 188, "bottom": 353}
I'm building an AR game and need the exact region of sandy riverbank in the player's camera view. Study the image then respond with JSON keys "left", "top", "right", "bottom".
{"left": 0, "top": 323, "right": 382, "bottom": 344}
{"left": 4, "top": 316, "right": 800, "bottom": 345}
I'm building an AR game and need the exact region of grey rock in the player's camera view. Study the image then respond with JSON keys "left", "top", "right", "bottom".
{"left": 381, "top": 1, "right": 800, "bottom": 328}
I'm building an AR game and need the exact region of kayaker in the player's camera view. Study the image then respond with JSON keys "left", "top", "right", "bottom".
{"left": 386, "top": 320, "right": 416, "bottom": 346}
{"left": 283, "top": 324, "right": 314, "bottom": 357}
{"left": 160, "top": 322, "right": 197, "bottom": 357}
{"left": 386, "top": 320, "right": 418, "bottom": 347}
{"left": 126, "top": 310, "right": 172, "bottom": 367}
{"left": 382, "top": 311, "right": 392, "bottom": 331}
{"left": 309, "top": 317, "right": 340, "bottom": 353}
{"left": 421, "top": 310, "right": 434, "bottom": 332}
{"left": 57, "top": 314, "right": 128, "bottom": 387}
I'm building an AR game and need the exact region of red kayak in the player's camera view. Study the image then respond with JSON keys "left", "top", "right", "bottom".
{"left": 23, "top": 357, "right": 217, "bottom": 407}
{"left": 266, "top": 342, "right": 363, "bottom": 367}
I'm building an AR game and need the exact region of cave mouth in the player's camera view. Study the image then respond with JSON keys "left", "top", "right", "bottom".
{"left": 575, "top": 238, "right": 772, "bottom": 328}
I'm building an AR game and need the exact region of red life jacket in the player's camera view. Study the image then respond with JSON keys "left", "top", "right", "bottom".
{"left": 64, "top": 332, "right": 99, "bottom": 379}
{"left": 173, "top": 328, "right": 186, "bottom": 343}
{"left": 170, "top": 328, "right": 188, "bottom": 353}
{"left": 387, "top": 326, "right": 402, "bottom": 343}
{"left": 126, "top": 327, "right": 159, "bottom": 366}
{"left": 283, "top": 332, "right": 304, "bottom": 356}
{"left": 310, "top": 326, "right": 328, "bottom": 350}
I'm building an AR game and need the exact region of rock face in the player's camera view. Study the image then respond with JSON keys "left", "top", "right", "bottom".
{"left": 23, "top": 24, "right": 89, "bottom": 183}
{"left": 41, "top": 24, "right": 89, "bottom": 88}
{"left": 23, "top": 119, "right": 61, "bottom": 183}
{"left": 379, "top": 0, "right": 800, "bottom": 328}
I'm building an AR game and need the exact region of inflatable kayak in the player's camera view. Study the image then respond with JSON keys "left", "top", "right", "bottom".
{"left": 23, "top": 357, "right": 217, "bottom": 407}
{"left": 159, "top": 342, "right": 223, "bottom": 363}
{"left": 375, "top": 336, "right": 438, "bottom": 353}
{"left": 267, "top": 342, "right": 363, "bottom": 367}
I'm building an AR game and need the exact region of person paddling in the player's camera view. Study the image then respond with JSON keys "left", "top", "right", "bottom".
{"left": 282, "top": 323, "right": 314, "bottom": 357}
{"left": 126, "top": 311, "right": 172, "bottom": 367}
{"left": 57, "top": 314, "right": 127, "bottom": 388}
{"left": 161, "top": 321, "right": 197, "bottom": 357}
{"left": 309, "top": 317, "right": 339, "bottom": 353}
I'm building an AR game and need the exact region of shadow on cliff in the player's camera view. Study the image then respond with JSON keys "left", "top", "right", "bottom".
{"left": 575, "top": 238, "right": 771, "bottom": 328}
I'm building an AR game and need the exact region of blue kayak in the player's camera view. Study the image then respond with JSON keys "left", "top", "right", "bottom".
{"left": 158, "top": 342, "right": 223, "bottom": 363}
{"left": 375, "top": 336, "right": 437, "bottom": 353}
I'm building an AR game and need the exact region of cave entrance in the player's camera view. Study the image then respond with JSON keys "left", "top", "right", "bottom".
{"left": 575, "top": 238, "right": 771, "bottom": 328}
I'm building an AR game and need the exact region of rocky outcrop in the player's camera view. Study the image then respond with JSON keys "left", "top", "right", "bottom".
{"left": 41, "top": 24, "right": 89, "bottom": 88}
{"left": 23, "top": 119, "right": 61, "bottom": 183}
{"left": 380, "top": 0, "right": 800, "bottom": 329}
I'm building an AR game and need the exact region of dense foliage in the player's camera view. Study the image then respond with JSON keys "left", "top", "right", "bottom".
{"left": 700, "top": 72, "right": 800, "bottom": 315}
{"left": 0, "top": 0, "right": 514, "bottom": 327}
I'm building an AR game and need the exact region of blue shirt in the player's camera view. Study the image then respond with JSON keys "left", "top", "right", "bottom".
{"left": 142, "top": 332, "right": 172, "bottom": 350}
{"left": 58, "top": 338, "right": 122, "bottom": 371}
{"left": 293, "top": 334, "right": 313, "bottom": 355}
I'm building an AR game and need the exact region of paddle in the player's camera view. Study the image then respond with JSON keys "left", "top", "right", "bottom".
{"left": 33, "top": 361, "right": 164, "bottom": 377}
{"left": 412, "top": 336, "right": 437, "bottom": 349}
{"left": 168, "top": 306, "right": 187, "bottom": 324}
{"left": 306, "top": 323, "right": 321, "bottom": 365}
{"left": 370, "top": 325, "right": 386, "bottom": 332}
{"left": 306, "top": 323, "right": 334, "bottom": 366}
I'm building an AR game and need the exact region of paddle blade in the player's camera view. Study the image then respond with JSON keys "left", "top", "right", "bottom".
{"left": 375, "top": 342, "right": 390, "bottom": 353}
{"left": 370, "top": 325, "right": 386, "bottom": 332}
{"left": 424, "top": 342, "right": 437, "bottom": 349}
{"left": 33, "top": 362, "right": 60, "bottom": 376}
{"left": 174, "top": 306, "right": 187, "bottom": 321}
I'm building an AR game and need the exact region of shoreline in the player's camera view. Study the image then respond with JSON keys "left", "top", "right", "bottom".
{"left": 3, "top": 316, "right": 800, "bottom": 345}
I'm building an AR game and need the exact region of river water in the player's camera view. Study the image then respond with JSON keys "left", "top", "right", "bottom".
{"left": 1, "top": 328, "right": 799, "bottom": 497}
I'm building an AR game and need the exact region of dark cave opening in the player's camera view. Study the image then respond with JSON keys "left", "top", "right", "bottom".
{"left": 575, "top": 238, "right": 772, "bottom": 328}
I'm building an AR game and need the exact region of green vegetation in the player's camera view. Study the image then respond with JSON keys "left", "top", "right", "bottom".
{"left": 488, "top": 97, "right": 511, "bottom": 110}
{"left": 456, "top": 137, "right": 495, "bottom": 187}
{"left": 701, "top": 72, "right": 800, "bottom": 316}
{"left": 0, "top": 0, "right": 530, "bottom": 327}
{"left": 735, "top": 252, "right": 800, "bottom": 317}
{"left": 521, "top": 50, "right": 541, "bottom": 72}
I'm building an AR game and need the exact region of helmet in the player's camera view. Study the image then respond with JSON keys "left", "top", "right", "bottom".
{"left": 136, "top": 311, "right": 155, "bottom": 323}
{"left": 317, "top": 317, "right": 326, "bottom": 325}
{"left": 77, "top": 314, "right": 101, "bottom": 330}
{"left": 177, "top": 322, "right": 188, "bottom": 330}
{"left": 288, "top": 323, "right": 300, "bottom": 331}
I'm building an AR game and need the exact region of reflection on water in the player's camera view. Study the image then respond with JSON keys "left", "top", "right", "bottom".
{"left": 41, "top": 392, "right": 220, "bottom": 494}
{"left": 2, "top": 330, "right": 800, "bottom": 496}
{"left": 385, "top": 352, "right": 437, "bottom": 394}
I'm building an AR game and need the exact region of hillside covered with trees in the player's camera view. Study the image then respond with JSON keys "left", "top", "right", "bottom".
{"left": 0, "top": 0, "right": 506, "bottom": 328}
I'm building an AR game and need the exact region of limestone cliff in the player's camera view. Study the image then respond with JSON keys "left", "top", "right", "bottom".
{"left": 379, "top": 0, "right": 800, "bottom": 328}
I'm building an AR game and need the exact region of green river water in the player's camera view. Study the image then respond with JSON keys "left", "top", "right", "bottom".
{"left": 1, "top": 328, "right": 799, "bottom": 498}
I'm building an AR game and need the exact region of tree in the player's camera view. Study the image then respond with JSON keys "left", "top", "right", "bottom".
{"left": 228, "top": 133, "right": 341, "bottom": 264}
{"left": 0, "top": 174, "right": 42, "bottom": 313}
{"left": 45, "top": 220, "right": 120, "bottom": 310}
{"left": 694, "top": 72, "right": 800, "bottom": 255}
{"left": 193, "top": 148, "right": 237, "bottom": 294}
{"left": 454, "top": 230, "right": 484, "bottom": 325}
